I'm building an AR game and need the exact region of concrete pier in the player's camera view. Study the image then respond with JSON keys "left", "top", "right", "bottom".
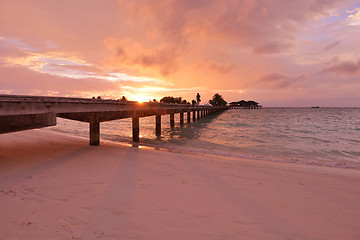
{"left": 0, "top": 94, "right": 228, "bottom": 145}
{"left": 170, "top": 113, "right": 175, "bottom": 128}
{"left": 0, "top": 112, "right": 56, "bottom": 134}
{"left": 180, "top": 112, "right": 184, "bottom": 126}
{"left": 90, "top": 122, "right": 100, "bottom": 146}
{"left": 132, "top": 116, "right": 140, "bottom": 142}
{"left": 156, "top": 115, "right": 161, "bottom": 136}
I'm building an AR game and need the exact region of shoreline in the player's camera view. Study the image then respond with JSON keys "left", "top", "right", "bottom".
{"left": 48, "top": 125, "right": 360, "bottom": 171}
{"left": 1, "top": 129, "right": 360, "bottom": 239}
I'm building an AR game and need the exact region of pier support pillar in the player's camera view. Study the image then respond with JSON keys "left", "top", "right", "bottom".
{"left": 187, "top": 111, "right": 191, "bottom": 123}
{"left": 132, "top": 116, "right": 140, "bottom": 142}
{"left": 170, "top": 113, "right": 175, "bottom": 128}
{"left": 180, "top": 112, "right": 184, "bottom": 126}
{"left": 90, "top": 122, "right": 100, "bottom": 146}
{"left": 197, "top": 110, "right": 200, "bottom": 119}
{"left": 193, "top": 110, "right": 196, "bottom": 121}
{"left": 156, "top": 115, "right": 161, "bottom": 136}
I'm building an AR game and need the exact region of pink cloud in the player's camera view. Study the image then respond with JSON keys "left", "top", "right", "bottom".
{"left": 258, "top": 72, "right": 306, "bottom": 89}
{"left": 320, "top": 59, "right": 360, "bottom": 75}
{"left": 323, "top": 40, "right": 341, "bottom": 52}
{"left": 253, "top": 41, "right": 292, "bottom": 54}
{"left": 117, "top": 0, "right": 345, "bottom": 46}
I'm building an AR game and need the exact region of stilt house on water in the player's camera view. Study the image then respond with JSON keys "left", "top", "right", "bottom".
{"left": 229, "top": 100, "right": 262, "bottom": 109}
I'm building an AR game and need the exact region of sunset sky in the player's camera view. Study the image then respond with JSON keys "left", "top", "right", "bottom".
{"left": 1, "top": 0, "right": 359, "bottom": 106}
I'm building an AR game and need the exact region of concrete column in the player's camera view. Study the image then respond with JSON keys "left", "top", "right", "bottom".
{"left": 180, "top": 112, "right": 184, "bottom": 126}
{"left": 132, "top": 116, "right": 140, "bottom": 142}
{"left": 193, "top": 110, "right": 196, "bottom": 121}
{"left": 170, "top": 113, "right": 175, "bottom": 128}
{"left": 197, "top": 110, "right": 200, "bottom": 119}
{"left": 187, "top": 111, "right": 191, "bottom": 123}
{"left": 90, "top": 122, "right": 100, "bottom": 146}
{"left": 156, "top": 115, "right": 161, "bottom": 136}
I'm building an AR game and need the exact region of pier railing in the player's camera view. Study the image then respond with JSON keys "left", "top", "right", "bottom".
{"left": 0, "top": 95, "right": 228, "bottom": 145}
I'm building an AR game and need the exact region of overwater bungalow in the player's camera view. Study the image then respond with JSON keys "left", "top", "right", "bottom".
{"left": 229, "top": 100, "right": 261, "bottom": 109}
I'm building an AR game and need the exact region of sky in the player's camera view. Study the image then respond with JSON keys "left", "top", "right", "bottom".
{"left": 0, "top": 0, "right": 359, "bottom": 107}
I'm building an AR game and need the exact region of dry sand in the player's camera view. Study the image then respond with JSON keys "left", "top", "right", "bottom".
{"left": 0, "top": 129, "right": 359, "bottom": 240}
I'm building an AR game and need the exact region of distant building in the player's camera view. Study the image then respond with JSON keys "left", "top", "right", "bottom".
{"left": 229, "top": 100, "right": 261, "bottom": 109}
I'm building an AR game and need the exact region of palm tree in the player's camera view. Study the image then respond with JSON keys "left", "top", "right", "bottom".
{"left": 196, "top": 93, "right": 201, "bottom": 105}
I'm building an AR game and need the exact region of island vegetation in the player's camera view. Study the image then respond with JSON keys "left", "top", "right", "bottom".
{"left": 160, "top": 96, "right": 190, "bottom": 104}
{"left": 209, "top": 93, "right": 227, "bottom": 106}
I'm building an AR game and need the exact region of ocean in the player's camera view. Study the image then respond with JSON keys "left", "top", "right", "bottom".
{"left": 49, "top": 108, "right": 360, "bottom": 169}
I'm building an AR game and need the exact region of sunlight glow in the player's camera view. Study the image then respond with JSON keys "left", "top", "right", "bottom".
{"left": 347, "top": 8, "right": 360, "bottom": 25}
{"left": 132, "top": 94, "right": 153, "bottom": 103}
{"left": 4, "top": 50, "right": 164, "bottom": 85}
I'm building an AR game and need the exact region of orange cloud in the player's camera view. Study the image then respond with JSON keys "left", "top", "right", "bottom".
{"left": 104, "top": 37, "right": 179, "bottom": 76}
{"left": 208, "top": 62, "right": 237, "bottom": 74}
{"left": 253, "top": 41, "right": 292, "bottom": 54}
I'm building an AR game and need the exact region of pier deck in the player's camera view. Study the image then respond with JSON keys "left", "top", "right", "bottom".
{"left": 0, "top": 95, "right": 228, "bottom": 145}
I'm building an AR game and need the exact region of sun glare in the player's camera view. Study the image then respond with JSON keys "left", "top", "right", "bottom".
{"left": 133, "top": 94, "right": 152, "bottom": 103}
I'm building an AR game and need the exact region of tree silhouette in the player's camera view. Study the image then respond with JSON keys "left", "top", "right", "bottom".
{"left": 160, "top": 96, "right": 189, "bottom": 104}
{"left": 209, "top": 93, "right": 227, "bottom": 106}
{"left": 196, "top": 93, "right": 201, "bottom": 105}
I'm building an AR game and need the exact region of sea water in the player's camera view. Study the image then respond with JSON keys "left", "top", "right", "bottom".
{"left": 49, "top": 108, "right": 360, "bottom": 169}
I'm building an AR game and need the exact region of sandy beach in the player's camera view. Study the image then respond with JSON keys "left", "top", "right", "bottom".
{"left": 0, "top": 129, "right": 359, "bottom": 240}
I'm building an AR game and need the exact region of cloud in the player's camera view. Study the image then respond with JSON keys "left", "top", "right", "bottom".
{"left": 208, "top": 62, "right": 236, "bottom": 74}
{"left": 104, "top": 37, "right": 179, "bottom": 76}
{"left": 113, "top": 0, "right": 348, "bottom": 76}
{"left": 323, "top": 40, "right": 340, "bottom": 52}
{"left": 0, "top": 37, "right": 37, "bottom": 51}
{"left": 118, "top": 0, "right": 347, "bottom": 45}
{"left": 319, "top": 58, "right": 360, "bottom": 75}
{"left": 0, "top": 65, "right": 120, "bottom": 96}
{"left": 258, "top": 72, "right": 306, "bottom": 89}
{"left": 253, "top": 41, "right": 292, "bottom": 54}
{"left": 347, "top": 7, "right": 360, "bottom": 25}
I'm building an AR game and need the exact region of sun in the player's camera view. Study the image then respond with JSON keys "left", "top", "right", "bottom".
{"left": 133, "top": 95, "right": 152, "bottom": 103}
{"left": 121, "top": 91, "right": 159, "bottom": 103}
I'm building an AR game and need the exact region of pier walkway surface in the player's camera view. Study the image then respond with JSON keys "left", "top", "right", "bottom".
{"left": 0, "top": 95, "right": 228, "bottom": 145}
